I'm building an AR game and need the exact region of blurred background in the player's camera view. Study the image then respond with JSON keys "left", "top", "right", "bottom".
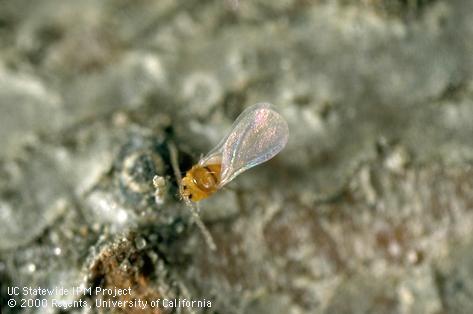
{"left": 1, "top": 0, "right": 473, "bottom": 313}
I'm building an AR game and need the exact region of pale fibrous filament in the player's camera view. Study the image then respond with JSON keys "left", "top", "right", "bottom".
{"left": 181, "top": 103, "right": 289, "bottom": 202}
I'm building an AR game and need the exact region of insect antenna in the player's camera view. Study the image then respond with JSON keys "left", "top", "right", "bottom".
{"left": 167, "top": 141, "right": 217, "bottom": 251}
{"left": 187, "top": 201, "right": 217, "bottom": 251}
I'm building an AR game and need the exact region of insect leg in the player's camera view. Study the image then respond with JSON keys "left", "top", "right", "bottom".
{"left": 167, "top": 141, "right": 217, "bottom": 251}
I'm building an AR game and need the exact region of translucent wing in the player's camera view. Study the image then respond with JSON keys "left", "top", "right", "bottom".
{"left": 200, "top": 103, "right": 289, "bottom": 187}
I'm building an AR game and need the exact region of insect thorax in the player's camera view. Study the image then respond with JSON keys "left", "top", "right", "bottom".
{"left": 181, "top": 164, "right": 221, "bottom": 201}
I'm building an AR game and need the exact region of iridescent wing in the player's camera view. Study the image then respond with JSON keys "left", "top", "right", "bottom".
{"left": 200, "top": 103, "right": 289, "bottom": 187}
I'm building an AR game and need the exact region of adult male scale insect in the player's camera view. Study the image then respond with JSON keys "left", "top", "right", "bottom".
{"left": 169, "top": 102, "right": 289, "bottom": 249}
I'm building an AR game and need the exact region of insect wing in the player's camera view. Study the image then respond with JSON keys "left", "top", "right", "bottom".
{"left": 202, "top": 103, "right": 289, "bottom": 187}
{"left": 199, "top": 103, "right": 269, "bottom": 165}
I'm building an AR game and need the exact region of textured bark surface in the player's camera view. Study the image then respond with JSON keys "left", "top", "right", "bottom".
{"left": 1, "top": 0, "right": 473, "bottom": 313}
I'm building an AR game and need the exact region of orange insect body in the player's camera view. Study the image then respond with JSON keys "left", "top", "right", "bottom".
{"left": 180, "top": 103, "right": 289, "bottom": 203}
{"left": 182, "top": 164, "right": 222, "bottom": 201}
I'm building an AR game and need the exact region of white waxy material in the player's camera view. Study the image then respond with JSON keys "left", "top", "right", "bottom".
{"left": 200, "top": 103, "right": 289, "bottom": 187}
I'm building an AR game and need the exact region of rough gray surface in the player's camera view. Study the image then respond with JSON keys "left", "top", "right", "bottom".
{"left": 1, "top": 0, "right": 473, "bottom": 313}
